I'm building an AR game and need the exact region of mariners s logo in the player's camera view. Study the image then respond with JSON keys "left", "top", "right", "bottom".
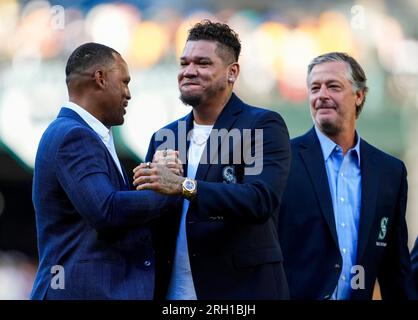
{"left": 378, "top": 217, "right": 389, "bottom": 240}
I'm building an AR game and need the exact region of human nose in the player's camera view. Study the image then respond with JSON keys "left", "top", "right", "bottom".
{"left": 318, "top": 84, "right": 329, "bottom": 100}
{"left": 182, "top": 63, "right": 198, "bottom": 77}
{"left": 126, "top": 86, "right": 131, "bottom": 100}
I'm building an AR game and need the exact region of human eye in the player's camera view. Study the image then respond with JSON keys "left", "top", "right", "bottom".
{"left": 310, "top": 85, "right": 319, "bottom": 92}
{"left": 198, "top": 59, "right": 211, "bottom": 66}
{"left": 329, "top": 84, "right": 341, "bottom": 91}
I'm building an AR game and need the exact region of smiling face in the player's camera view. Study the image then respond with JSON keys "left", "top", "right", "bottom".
{"left": 178, "top": 40, "right": 235, "bottom": 107}
{"left": 101, "top": 53, "right": 131, "bottom": 127}
{"left": 308, "top": 61, "right": 364, "bottom": 137}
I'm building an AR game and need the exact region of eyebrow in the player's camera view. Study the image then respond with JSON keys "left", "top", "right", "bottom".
{"left": 310, "top": 79, "right": 343, "bottom": 86}
{"left": 180, "top": 56, "right": 212, "bottom": 61}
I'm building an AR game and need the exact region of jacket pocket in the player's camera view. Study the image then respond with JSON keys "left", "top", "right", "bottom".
{"left": 70, "top": 259, "right": 124, "bottom": 299}
{"left": 233, "top": 247, "right": 283, "bottom": 269}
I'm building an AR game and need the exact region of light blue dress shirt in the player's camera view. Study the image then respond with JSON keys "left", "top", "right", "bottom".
{"left": 315, "top": 126, "right": 362, "bottom": 300}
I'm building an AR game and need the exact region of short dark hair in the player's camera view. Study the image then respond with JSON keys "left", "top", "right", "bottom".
{"left": 65, "top": 42, "right": 119, "bottom": 82}
{"left": 307, "top": 52, "right": 369, "bottom": 117}
{"left": 187, "top": 19, "right": 241, "bottom": 63}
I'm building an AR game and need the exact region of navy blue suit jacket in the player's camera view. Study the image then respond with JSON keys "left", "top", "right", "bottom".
{"left": 279, "top": 127, "right": 416, "bottom": 299}
{"left": 31, "top": 107, "right": 172, "bottom": 300}
{"left": 146, "top": 93, "right": 291, "bottom": 299}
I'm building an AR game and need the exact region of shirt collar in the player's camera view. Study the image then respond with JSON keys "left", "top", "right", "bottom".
{"left": 63, "top": 101, "right": 111, "bottom": 142}
{"left": 314, "top": 126, "right": 361, "bottom": 166}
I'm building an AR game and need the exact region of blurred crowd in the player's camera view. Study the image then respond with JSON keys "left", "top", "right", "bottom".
{"left": 0, "top": 250, "right": 36, "bottom": 299}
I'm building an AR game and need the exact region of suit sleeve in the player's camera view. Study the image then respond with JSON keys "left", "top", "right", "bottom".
{"left": 192, "top": 111, "right": 290, "bottom": 223}
{"left": 55, "top": 127, "right": 168, "bottom": 233}
{"left": 378, "top": 163, "right": 417, "bottom": 299}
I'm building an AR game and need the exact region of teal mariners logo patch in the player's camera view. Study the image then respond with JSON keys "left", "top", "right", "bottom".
{"left": 378, "top": 217, "right": 389, "bottom": 240}
{"left": 376, "top": 217, "right": 389, "bottom": 247}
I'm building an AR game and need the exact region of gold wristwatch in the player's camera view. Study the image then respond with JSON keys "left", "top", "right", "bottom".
{"left": 182, "top": 178, "right": 197, "bottom": 200}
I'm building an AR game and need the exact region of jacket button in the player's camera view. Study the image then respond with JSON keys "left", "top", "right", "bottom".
{"left": 144, "top": 260, "right": 151, "bottom": 267}
{"left": 334, "top": 264, "right": 341, "bottom": 270}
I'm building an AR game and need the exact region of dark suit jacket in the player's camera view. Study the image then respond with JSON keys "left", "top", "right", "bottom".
{"left": 411, "top": 237, "right": 418, "bottom": 296}
{"left": 31, "top": 107, "right": 172, "bottom": 299}
{"left": 279, "top": 127, "right": 416, "bottom": 299}
{"left": 146, "top": 93, "right": 291, "bottom": 299}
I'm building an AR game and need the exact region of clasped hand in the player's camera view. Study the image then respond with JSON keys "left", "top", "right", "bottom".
{"left": 132, "top": 149, "right": 184, "bottom": 195}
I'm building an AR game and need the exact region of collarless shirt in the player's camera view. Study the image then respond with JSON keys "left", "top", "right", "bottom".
{"left": 315, "top": 126, "right": 361, "bottom": 300}
{"left": 63, "top": 101, "right": 125, "bottom": 182}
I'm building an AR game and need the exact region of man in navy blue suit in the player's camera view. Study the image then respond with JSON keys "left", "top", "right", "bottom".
{"left": 133, "top": 20, "right": 291, "bottom": 299}
{"left": 279, "top": 52, "right": 416, "bottom": 299}
{"left": 31, "top": 43, "right": 183, "bottom": 299}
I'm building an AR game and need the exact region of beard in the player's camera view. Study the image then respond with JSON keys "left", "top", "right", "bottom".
{"left": 317, "top": 118, "right": 341, "bottom": 137}
{"left": 313, "top": 100, "right": 342, "bottom": 136}
{"left": 179, "top": 92, "right": 202, "bottom": 107}
{"left": 179, "top": 79, "right": 227, "bottom": 107}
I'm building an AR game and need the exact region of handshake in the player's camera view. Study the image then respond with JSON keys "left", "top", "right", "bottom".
{"left": 132, "top": 149, "right": 186, "bottom": 195}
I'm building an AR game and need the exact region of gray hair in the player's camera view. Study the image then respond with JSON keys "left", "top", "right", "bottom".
{"left": 307, "top": 52, "right": 369, "bottom": 117}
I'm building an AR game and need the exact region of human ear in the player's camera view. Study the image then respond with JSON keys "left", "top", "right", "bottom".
{"left": 94, "top": 69, "right": 106, "bottom": 89}
{"left": 227, "top": 62, "right": 240, "bottom": 83}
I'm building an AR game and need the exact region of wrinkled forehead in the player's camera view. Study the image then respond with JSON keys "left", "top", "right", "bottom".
{"left": 307, "top": 61, "right": 350, "bottom": 85}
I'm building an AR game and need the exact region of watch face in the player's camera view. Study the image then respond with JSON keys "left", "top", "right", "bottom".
{"left": 184, "top": 180, "right": 195, "bottom": 191}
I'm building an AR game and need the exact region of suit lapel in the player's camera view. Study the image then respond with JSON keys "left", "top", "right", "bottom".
{"left": 177, "top": 112, "right": 194, "bottom": 178}
{"left": 356, "top": 140, "right": 380, "bottom": 262}
{"left": 299, "top": 128, "right": 339, "bottom": 246}
{"left": 194, "top": 93, "right": 243, "bottom": 181}
{"left": 121, "top": 166, "right": 130, "bottom": 190}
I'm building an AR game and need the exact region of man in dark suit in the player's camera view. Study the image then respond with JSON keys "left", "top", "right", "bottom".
{"left": 279, "top": 52, "right": 416, "bottom": 299}
{"left": 31, "top": 43, "right": 183, "bottom": 299}
{"left": 133, "top": 20, "right": 291, "bottom": 299}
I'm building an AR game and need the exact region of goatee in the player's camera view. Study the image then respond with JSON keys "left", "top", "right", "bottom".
{"left": 319, "top": 120, "right": 340, "bottom": 137}
{"left": 180, "top": 93, "right": 201, "bottom": 107}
